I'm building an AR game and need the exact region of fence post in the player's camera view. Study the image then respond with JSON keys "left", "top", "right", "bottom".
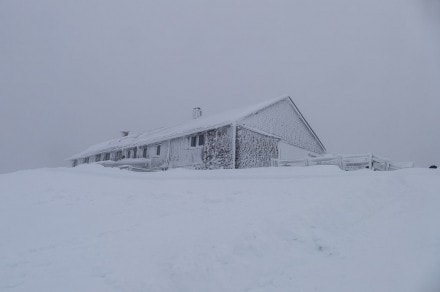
{"left": 338, "top": 156, "right": 343, "bottom": 170}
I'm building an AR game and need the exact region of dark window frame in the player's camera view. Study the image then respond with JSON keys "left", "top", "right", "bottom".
{"left": 189, "top": 133, "right": 206, "bottom": 148}
{"left": 198, "top": 134, "right": 205, "bottom": 146}
{"left": 190, "top": 136, "right": 197, "bottom": 147}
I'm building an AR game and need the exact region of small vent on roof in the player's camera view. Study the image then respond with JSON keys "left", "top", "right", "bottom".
{"left": 193, "top": 107, "right": 202, "bottom": 119}
{"left": 121, "top": 131, "right": 129, "bottom": 137}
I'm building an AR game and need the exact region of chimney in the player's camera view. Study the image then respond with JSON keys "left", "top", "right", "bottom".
{"left": 121, "top": 131, "right": 129, "bottom": 137}
{"left": 193, "top": 107, "right": 202, "bottom": 119}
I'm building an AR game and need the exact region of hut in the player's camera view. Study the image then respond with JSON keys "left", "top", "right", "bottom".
{"left": 69, "top": 95, "right": 326, "bottom": 170}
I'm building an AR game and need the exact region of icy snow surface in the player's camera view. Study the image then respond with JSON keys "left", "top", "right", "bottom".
{"left": 1, "top": 165, "right": 440, "bottom": 292}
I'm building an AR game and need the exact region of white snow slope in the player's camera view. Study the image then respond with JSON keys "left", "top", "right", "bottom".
{"left": 1, "top": 165, "right": 439, "bottom": 292}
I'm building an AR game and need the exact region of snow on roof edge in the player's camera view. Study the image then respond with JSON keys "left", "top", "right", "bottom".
{"left": 286, "top": 97, "right": 327, "bottom": 153}
{"left": 68, "top": 95, "right": 294, "bottom": 160}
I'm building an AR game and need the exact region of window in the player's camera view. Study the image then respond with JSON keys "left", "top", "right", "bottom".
{"left": 84, "top": 157, "right": 89, "bottom": 163}
{"left": 104, "top": 153, "right": 110, "bottom": 161}
{"left": 190, "top": 134, "right": 205, "bottom": 147}
{"left": 198, "top": 134, "right": 205, "bottom": 146}
{"left": 143, "top": 147, "right": 147, "bottom": 158}
{"left": 72, "top": 160, "right": 77, "bottom": 167}
{"left": 95, "top": 154, "right": 101, "bottom": 162}
{"left": 190, "top": 136, "right": 197, "bottom": 147}
{"left": 127, "top": 150, "right": 131, "bottom": 159}
{"left": 116, "top": 151, "right": 123, "bottom": 161}
{"left": 133, "top": 148, "right": 137, "bottom": 158}
{"left": 156, "top": 145, "right": 161, "bottom": 156}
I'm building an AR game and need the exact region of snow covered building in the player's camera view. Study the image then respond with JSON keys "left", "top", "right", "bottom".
{"left": 69, "top": 96, "right": 326, "bottom": 170}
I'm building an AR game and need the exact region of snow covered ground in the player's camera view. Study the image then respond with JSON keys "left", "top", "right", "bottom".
{"left": 0, "top": 165, "right": 439, "bottom": 292}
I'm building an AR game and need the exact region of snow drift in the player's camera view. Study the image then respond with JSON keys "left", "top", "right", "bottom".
{"left": 0, "top": 165, "right": 439, "bottom": 292}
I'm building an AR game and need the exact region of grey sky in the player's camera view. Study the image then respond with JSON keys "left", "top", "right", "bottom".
{"left": 1, "top": 0, "right": 439, "bottom": 173}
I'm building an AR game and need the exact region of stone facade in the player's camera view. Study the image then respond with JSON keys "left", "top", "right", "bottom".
{"left": 235, "top": 126, "right": 279, "bottom": 168}
{"left": 203, "top": 126, "right": 234, "bottom": 169}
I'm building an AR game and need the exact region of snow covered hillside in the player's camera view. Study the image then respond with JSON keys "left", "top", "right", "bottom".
{"left": 1, "top": 166, "right": 439, "bottom": 292}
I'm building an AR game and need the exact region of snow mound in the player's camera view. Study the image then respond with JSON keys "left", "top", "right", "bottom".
{"left": 1, "top": 166, "right": 439, "bottom": 292}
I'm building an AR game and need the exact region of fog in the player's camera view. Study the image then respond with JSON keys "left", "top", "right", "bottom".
{"left": 1, "top": 0, "right": 439, "bottom": 173}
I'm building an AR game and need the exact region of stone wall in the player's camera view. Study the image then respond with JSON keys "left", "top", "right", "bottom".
{"left": 236, "top": 126, "right": 279, "bottom": 168}
{"left": 202, "top": 125, "right": 234, "bottom": 169}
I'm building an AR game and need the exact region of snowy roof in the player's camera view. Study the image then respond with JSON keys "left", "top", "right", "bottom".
{"left": 69, "top": 95, "right": 325, "bottom": 160}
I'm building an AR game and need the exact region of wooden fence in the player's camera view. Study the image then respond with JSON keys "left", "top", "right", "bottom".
{"left": 271, "top": 154, "right": 414, "bottom": 171}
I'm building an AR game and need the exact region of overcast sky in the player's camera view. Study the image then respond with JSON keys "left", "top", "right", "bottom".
{"left": 1, "top": 0, "right": 439, "bottom": 173}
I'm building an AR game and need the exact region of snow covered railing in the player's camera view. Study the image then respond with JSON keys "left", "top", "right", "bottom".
{"left": 97, "top": 158, "right": 169, "bottom": 172}
{"left": 272, "top": 154, "right": 414, "bottom": 171}
{"left": 118, "top": 165, "right": 168, "bottom": 172}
